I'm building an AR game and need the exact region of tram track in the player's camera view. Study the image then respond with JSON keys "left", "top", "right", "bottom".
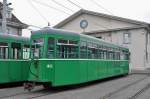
{"left": 128, "top": 82, "right": 150, "bottom": 99}
{"left": 0, "top": 91, "right": 28, "bottom": 99}
{"left": 0, "top": 75, "right": 149, "bottom": 99}
{"left": 0, "top": 88, "right": 46, "bottom": 99}
{"left": 0, "top": 87, "right": 61, "bottom": 99}
{"left": 99, "top": 75, "right": 149, "bottom": 99}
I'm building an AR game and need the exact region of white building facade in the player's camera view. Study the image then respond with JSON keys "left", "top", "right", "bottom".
{"left": 0, "top": 2, "right": 28, "bottom": 36}
{"left": 54, "top": 9, "right": 150, "bottom": 70}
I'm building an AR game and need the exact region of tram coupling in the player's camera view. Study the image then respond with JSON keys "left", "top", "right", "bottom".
{"left": 23, "top": 82, "right": 35, "bottom": 91}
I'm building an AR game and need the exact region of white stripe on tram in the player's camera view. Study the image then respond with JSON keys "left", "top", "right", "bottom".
{"left": 36, "top": 58, "right": 128, "bottom": 61}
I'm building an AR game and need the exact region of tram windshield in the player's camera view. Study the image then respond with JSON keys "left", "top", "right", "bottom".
{"left": 32, "top": 38, "right": 44, "bottom": 58}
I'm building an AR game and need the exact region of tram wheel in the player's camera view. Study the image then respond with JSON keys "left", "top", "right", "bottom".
{"left": 43, "top": 83, "right": 51, "bottom": 89}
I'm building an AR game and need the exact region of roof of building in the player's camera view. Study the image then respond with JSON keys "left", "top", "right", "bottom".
{"left": 0, "top": 2, "right": 28, "bottom": 29}
{"left": 54, "top": 9, "right": 149, "bottom": 28}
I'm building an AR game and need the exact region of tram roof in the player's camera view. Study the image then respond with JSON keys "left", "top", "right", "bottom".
{"left": 32, "top": 28, "right": 80, "bottom": 40}
{"left": 0, "top": 33, "right": 30, "bottom": 44}
{"left": 32, "top": 28, "right": 128, "bottom": 51}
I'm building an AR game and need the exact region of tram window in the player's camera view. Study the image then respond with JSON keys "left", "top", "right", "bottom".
{"left": 100, "top": 51, "right": 104, "bottom": 59}
{"left": 104, "top": 51, "right": 107, "bottom": 59}
{"left": 80, "top": 42, "right": 87, "bottom": 58}
{"left": 93, "top": 44, "right": 98, "bottom": 59}
{"left": 32, "top": 39, "right": 44, "bottom": 58}
{"left": 114, "top": 52, "right": 117, "bottom": 60}
{"left": 0, "top": 42, "right": 8, "bottom": 59}
{"left": 107, "top": 52, "right": 110, "bottom": 59}
{"left": 116, "top": 52, "right": 120, "bottom": 60}
{"left": 110, "top": 52, "right": 114, "bottom": 60}
{"left": 87, "top": 43, "right": 98, "bottom": 59}
{"left": 56, "top": 39, "right": 78, "bottom": 58}
{"left": 125, "top": 53, "right": 129, "bottom": 60}
{"left": 69, "top": 40, "right": 78, "bottom": 44}
{"left": 107, "top": 51, "right": 114, "bottom": 60}
{"left": 122, "top": 51, "right": 129, "bottom": 60}
{"left": 120, "top": 51, "right": 124, "bottom": 60}
{"left": 126, "top": 53, "right": 129, "bottom": 60}
{"left": 58, "top": 39, "right": 67, "bottom": 44}
{"left": 112, "top": 52, "right": 115, "bottom": 60}
{"left": 98, "top": 45, "right": 103, "bottom": 59}
{"left": 11, "top": 43, "right": 21, "bottom": 59}
{"left": 47, "top": 38, "right": 54, "bottom": 58}
{"left": 87, "top": 43, "right": 92, "bottom": 58}
{"left": 23, "top": 45, "right": 30, "bottom": 59}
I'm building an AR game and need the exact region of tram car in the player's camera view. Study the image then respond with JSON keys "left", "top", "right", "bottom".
{"left": 27, "top": 28, "right": 129, "bottom": 88}
{"left": 0, "top": 34, "right": 30, "bottom": 84}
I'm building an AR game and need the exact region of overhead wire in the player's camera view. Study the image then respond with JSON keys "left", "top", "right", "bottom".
{"left": 66, "top": 0, "right": 83, "bottom": 9}
{"left": 27, "top": 0, "right": 49, "bottom": 23}
{"left": 32, "top": 0, "right": 71, "bottom": 15}
{"left": 28, "top": 0, "right": 110, "bottom": 30}
{"left": 90, "top": 0, "right": 114, "bottom": 15}
{"left": 28, "top": 25, "right": 42, "bottom": 29}
{"left": 65, "top": 0, "right": 109, "bottom": 30}
{"left": 51, "top": 0, "right": 74, "bottom": 13}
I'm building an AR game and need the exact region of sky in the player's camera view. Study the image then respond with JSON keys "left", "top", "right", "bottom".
{"left": 2, "top": 0, "right": 150, "bottom": 37}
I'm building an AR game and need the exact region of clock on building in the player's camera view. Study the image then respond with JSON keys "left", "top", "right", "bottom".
{"left": 80, "top": 20, "right": 88, "bottom": 29}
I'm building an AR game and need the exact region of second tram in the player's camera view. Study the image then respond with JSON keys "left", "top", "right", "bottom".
{"left": 28, "top": 28, "right": 129, "bottom": 88}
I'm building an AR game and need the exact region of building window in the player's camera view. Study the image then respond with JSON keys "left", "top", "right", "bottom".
{"left": 123, "top": 32, "right": 131, "bottom": 44}
{"left": 7, "top": 28, "right": 10, "bottom": 34}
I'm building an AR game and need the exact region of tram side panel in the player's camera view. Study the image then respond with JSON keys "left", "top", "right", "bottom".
{"left": 28, "top": 59, "right": 129, "bottom": 87}
{"left": 0, "top": 60, "right": 29, "bottom": 84}
{"left": 0, "top": 61, "right": 9, "bottom": 83}
{"left": 54, "top": 60, "right": 129, "bottom": 86}
{"left": 54, "top": 60, "right": 80, "bottom": 86}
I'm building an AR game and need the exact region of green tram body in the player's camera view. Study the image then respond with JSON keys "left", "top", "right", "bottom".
{"left": 28, "top": 28, "right": 129, "bottom": 87}
{"left": 0, "top": 34, "right": 30, "bottom": 84}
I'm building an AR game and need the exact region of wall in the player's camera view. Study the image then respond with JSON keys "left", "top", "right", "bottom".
{"left": 88, "top": 28, "right": 149, "bottom": 70}
{"left": 0, "top": 26, "right": 21, "bottom": 35}
{"left": 56, "top": 13, "right": 150, "bottom": 70}
{"left": 59, "top": 14, "right": 140, "bottom": 33}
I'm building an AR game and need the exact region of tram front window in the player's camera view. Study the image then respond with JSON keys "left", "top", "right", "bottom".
{"left": 32, "top": 39, "right": 44, "bottom": 58}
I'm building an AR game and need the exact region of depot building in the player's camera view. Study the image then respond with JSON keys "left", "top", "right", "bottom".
{"left": 54, "top": 9, "right": 150, "bottom": 70}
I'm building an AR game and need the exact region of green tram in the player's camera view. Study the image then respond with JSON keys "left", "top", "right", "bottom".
{"left": 0, "top": 34, "right": 30, "bottom": 84}
{"left": 28, "top": 28, "right": 129, "bottom": 88}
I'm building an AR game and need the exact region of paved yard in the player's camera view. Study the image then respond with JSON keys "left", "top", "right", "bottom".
{"left": 0, "top": 74, "right": 150, "bottom": 99}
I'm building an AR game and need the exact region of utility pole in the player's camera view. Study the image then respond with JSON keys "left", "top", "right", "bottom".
{"left": 2, "top": 0, "right": 7, "bottom": 34}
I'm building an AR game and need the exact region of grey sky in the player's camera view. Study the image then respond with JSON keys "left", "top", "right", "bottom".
{"left": 3, "top": 0, "right": 150, "bottom": 37}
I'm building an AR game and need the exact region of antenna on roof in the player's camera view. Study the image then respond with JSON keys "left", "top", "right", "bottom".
{"left": 48, "top": 22, "right": 50, "bottom": 26}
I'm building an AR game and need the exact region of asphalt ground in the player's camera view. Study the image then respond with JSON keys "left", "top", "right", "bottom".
{"left": 0, "top": 74, "right": 150, "bottom": 99}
